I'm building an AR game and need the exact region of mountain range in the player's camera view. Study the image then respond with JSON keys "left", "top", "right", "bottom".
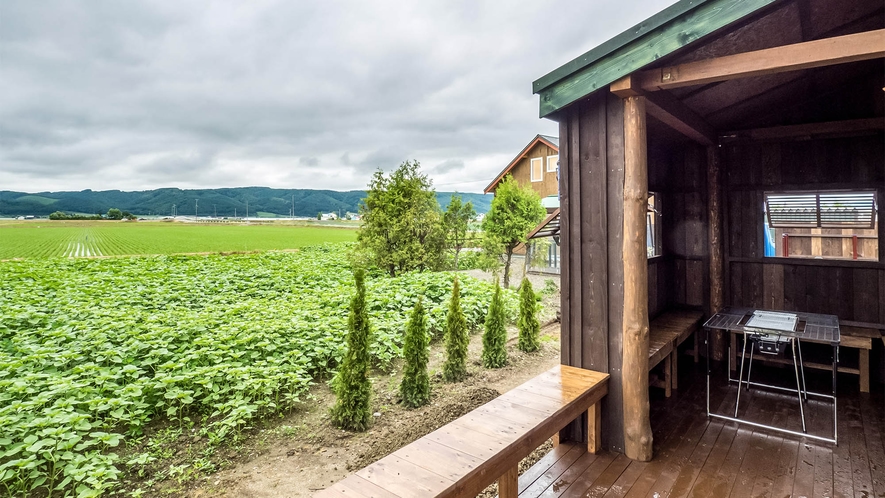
{"left": 0, "top": 187, "right": 492, "bottom": 218}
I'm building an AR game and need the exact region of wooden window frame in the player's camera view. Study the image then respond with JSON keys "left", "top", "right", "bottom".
{"left": 546, "top": 155, "right": 559, "bottom": 173}
{"left": 647, "top": 192, "right": 663, "bottom": 259}
{"left": 763, "top": 189, "right": 879, "bottom": 262}
{"left": 530, "top": 157, "right": 543, "bottom": 182}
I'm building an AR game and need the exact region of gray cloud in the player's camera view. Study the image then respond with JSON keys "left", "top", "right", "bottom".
{"left": 0, "top": 0, "right": 678, "bottom": 193}
{"left": 433, "top": 159, "right": 465, "bottom": 174}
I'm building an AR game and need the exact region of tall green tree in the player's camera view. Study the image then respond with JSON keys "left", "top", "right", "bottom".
{"left": 330, "top": 268, "right": 373, "bottom": 431}
{"left": 400, "top": 298, "right": 431, "bottom": 408}
{"left": 517, "top": 278, "right": 540, "bottom": 353}
{"left": 442, "top": 277, "right": 469, "bottom": 382}
{"left": 443, "top": 195, "right": 476, "bottom": 269}
{"left": 358, "top": 161, "right": 446, "bottom": 276}
{"left": 482, "top": 175, "right": 546, "bottom": 287}
{"left": 482, "top": 280, "right": 508, "bottom": 368}
{"left": 106, "top": 208, "right": 123, "bottom": 220}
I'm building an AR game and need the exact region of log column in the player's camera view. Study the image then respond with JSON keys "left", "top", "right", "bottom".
{"left": 707, "top": 146, "right": 725, "bottom": 361}
{"left": 622, "top": 96, "right": 653, "bottom": 461}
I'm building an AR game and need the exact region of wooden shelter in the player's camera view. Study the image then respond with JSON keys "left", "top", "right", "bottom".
{"left": 533, "top": 0, "right": 884, "bottom": 460}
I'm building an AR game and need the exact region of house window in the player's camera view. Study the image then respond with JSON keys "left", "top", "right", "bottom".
{"left": 764, "top": 190, "right": 878, "bottom": 260}
{"left": 530, "top": 157, "right": 543, "bottom": 182}
{"left": 647, "top": 193, "right": 662, "bottom": 258}
{"left": 546, "top": 155, "right": 558, "bottom": 172}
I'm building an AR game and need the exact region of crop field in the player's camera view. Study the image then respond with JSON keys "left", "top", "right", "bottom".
{"left": 0, "top": 244, "right": 513, "bottom": 497}
{"left": 0, "top": 221, "right": 357, "bottom": 259}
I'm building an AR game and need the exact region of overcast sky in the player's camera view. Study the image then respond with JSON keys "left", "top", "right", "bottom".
{"left": 1, "top": 0, "right": 676, "bottom": 194}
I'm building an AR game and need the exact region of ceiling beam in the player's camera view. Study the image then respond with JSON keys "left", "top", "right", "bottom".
{"left": 611, "top": 75, "right": 717, "bottom": 145}
{"left": 720, "top": 117, "right": 885, "bottom": 142}
{"left": 638, "top": 29, "right": 885, "bottom": 91}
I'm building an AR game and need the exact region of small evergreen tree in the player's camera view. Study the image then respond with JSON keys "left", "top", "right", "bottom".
{"left": 400, "top": 298, "right": 430, "bottom": 408}
{"left": 330, "top": 268, "right": 373, "bottom": 431}
{"left": 482, "top": 280, "right": 508, "bottom": 368}
{"left": 517, "top": 278, "right": 540, "bottom": 353}
{"left": 442, "top": 277, "right": 469, "bottom": 382}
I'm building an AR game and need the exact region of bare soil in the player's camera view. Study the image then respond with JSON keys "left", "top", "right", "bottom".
{"left": 129, "top": 274, "right": 563, "bottom": 498}
{"left": 184, "top": 321, "right": 561, "bottom": 498}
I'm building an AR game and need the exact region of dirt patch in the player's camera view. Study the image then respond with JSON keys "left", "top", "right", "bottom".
{"left": 169, "top": 322, "right": 562, "bottom": 498}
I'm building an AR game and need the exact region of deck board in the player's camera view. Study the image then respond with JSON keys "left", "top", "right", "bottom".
{"left": 516, "top": 364, "right": 881, "bottom": 498}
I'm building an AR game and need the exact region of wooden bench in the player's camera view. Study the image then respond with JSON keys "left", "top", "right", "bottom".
{"left": 314, "top": 365, "right": 609, "bottom": 498}
{"left": 730, "top": 324, "right": 883, "bottom": 393}
{"left": 648, "top": 310, "right": 704, "bottom": 397}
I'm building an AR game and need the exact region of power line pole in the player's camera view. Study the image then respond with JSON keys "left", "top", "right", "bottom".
{"left": 246, "top": 200, "right": 249, "bottom": 218}
{"left": 214, "top": 204, "right": 217, "bottom": 218}
{"left": 195, "top": 199, "right": 199, "bottom": 218}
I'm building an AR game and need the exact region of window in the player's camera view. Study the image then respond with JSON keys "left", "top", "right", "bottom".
{"left": 764, "top": 190, "right": 878, "bottom": 260}
{"left": 530, "top": 157, "right": 543, "bottom": 182}
{"left": 547, "top": 155, "right": 558, "bottom": 172}
{"left": 647, "top": 193, "right": 662, "bottom": 258}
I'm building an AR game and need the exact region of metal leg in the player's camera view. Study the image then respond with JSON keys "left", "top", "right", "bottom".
{"left": 746, "top": 339, "right": 755, "bottom": 391}
{"left": 832, "top": 344, "right": 838, "bottom": 445}
{"left": 706, "top": 327, "right": 710, "bottom": 416}
{"left": 735, "top": 332, "right": 749, "bottom": 418}
{"left": 797, "top": 338, "right": 807, "bottom": 401}
{"left": 792, "top": 338, "right": 807, "bottom": 433}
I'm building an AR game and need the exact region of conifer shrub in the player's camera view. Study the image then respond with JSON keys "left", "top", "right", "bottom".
{"left": 517, "top": 277, "right": 541, "bottom": 353}
{"left": 482, "top": 280, "right": 508, "bottom": 368}
{"left": 400, "top": 298, "right": 431, "bottom": 408}
{"left": 330, "top": 268, "right": 373, "bottom": 431}
{"left": 442, "top": 277, "right": 469, "bottom": 382}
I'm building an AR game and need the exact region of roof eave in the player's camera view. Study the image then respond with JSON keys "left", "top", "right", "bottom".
{"left": 533, "top": 0, "right": 779, "bottom": 118}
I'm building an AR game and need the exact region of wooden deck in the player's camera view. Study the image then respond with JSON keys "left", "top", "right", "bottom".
{"left": 519, "top": 362, "right": 885, "bottom": 498}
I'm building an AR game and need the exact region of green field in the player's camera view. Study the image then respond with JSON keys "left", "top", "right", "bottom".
{"left": 0, "top": 221, "right": 357, "bottom": 259}
{"left": 0, "top": 244, "right": 513, "bottom": 496}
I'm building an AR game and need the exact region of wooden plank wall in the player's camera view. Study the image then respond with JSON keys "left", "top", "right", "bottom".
{"left": 558, "top": 91, "right": 627, "bottom": 453}
{"left": 648, "top": 143, "right": 710, "bottom": 315}
{"left": 721, "top": 134, "right": 885, "bottom": 326}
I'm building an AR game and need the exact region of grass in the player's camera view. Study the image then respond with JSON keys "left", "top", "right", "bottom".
{"left": 0, "top": 220, "right": 358, "bottom": 259}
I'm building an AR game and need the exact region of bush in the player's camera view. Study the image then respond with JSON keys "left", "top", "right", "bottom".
{"left": 330, "top": 268, "right": 373, "bottom": 431}
{"left": 442, "top": 277, "right": 469, "bottom": 382}
{"left": 517, "top": 278, "right": 540, "bottom": 353}
{"left": 482, "top": 280, "right": 508, "bottom": 368}
{"left": 400, "top": 298, "right": 431, "bottom": 408}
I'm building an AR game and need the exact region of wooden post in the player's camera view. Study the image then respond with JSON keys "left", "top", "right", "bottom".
{"left": 622, "top": 96, "right": 653, "bottom": 462}
{"left": 587, "top": 402, "right": 601, "bottom": 454}
{"left": 707, "top": 146, "right": 726, "bottom": 361}
{"left": 498, "top": 466, "right": 518, "bottom": 498}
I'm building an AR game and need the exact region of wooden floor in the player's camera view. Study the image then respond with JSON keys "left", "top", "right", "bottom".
{"left": 519, "top": 361, "right": 885, "bottom": 498}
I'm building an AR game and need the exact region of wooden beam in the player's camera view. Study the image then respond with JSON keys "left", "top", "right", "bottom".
{"left": 639, "top": 29, "right": 885, "bottom": 91}
{"left": 719, "top": 117, "right": 885, "bottom": 142}
{"left": 611, "top": 74, "right": 717, "bottom": 145}
{"left": 707, "top": 146, "right": 726, "bottom": 361}
{"left": 622, "top": 96, "right": 653, "bottom": 462}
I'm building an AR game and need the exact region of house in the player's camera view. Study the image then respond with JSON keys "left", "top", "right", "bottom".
{"left": 484, "top": 134, "right": 560, "bottom": 211}
{"left": 533, "top": 0, "right": 883, "bottom": 486}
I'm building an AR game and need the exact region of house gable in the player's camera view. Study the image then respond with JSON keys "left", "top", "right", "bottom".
{"left": 484, "top": 135, "right": 559, "bottom": 195}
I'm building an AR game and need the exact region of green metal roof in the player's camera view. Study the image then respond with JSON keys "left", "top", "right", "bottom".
{"left": 533, "top": 0, "right": 780, "bottom": 118}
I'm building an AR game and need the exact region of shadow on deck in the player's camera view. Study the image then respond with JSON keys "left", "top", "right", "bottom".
{"left": 520, "top": 361, "right": 884, "bottom": 497}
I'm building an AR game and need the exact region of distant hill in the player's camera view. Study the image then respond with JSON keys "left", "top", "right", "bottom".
{"left": 0, "top": 187, "right": 492, "bottom": 218}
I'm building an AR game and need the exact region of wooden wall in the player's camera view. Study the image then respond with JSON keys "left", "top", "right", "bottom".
{"left": 722, "top": 134, "right": 885, "bottom": 326}
{"left": 557, "top": 91, "right": 627, "bottom": 453}
{"left": 504, "top": 141, "right": 560, "bottom": 199}
{"left": 647, "top": 143, "right": 711, "bottom": 316}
